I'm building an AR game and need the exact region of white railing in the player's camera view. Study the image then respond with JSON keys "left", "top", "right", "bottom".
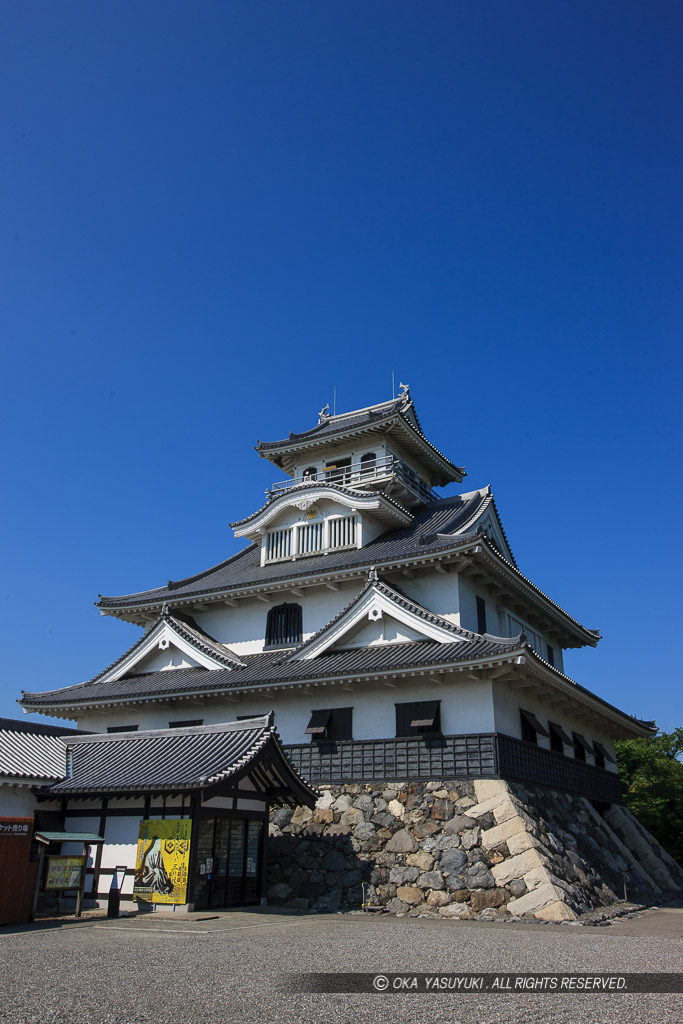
{"left": 266, "top": 528, "right": 291, "bottom": 562}
{"left": 269, "top": 455, "right": 435, "bottom": 504}
{"left": 298, "top": 521, "right": 324, "bottom": 555}
{"left": 329, "top": 514, "right": 356, "bottom": 549}
{"left": 264, "top": 515, "right": 359, "bottom": 563}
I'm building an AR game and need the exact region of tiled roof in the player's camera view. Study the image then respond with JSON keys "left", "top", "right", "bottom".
{"left": 95, "top": 487, "right": 598, "bottom": 646}
{"left": 0, "top": 723, "right": 69, "bottom": 781}
{"left": 21, "top": 635, "right": 523, "bottom": 708}
{"left": 99, "top": 490, "right": 493, "bottom": 608}
{"left": 255, "top": 394, "right": 465, "bottom": 481}
{"left": 255, "top": 397, "right": 416, "bottom": 451}
{"left": 285, "top": 573, "right": 482, "bottom": 660}
{"left": 43, "top": 717, "right": 317, "bottom": 805}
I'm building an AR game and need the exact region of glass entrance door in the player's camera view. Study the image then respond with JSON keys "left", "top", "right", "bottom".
{"left": 192, "top": 817, "right": 263, "bottom": 909}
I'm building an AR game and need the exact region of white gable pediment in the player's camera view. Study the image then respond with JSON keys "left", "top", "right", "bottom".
{"left": 97, "top": 615, "right": 242, "bottom": 684}
{"left": 290, "top": 578, "right": 469, "bottom": 662}
{"left": 329, "top": 612, "right": 429, "bottom": 651}
{"left": 127, "top": 642, "right": 202, "bottom": 675}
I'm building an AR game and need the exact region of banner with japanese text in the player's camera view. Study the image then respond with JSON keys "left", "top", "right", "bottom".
{"left": 133, "top": 819, "right": 191, "bottom": 905}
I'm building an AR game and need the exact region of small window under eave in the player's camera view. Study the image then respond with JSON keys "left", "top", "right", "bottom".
{"left": 305, "top": 710, "right": 331, "bottom": 735}
{"left": 548, "top": 721, "right": 573, "bottom": 746}
{"left": 520, "top": 709, "right": 550, "bottom": 738}
{"left": 593, "top": 740, "right": 616, "bottom": 764}
{"left": 410, "top": 702, "right": 440, "bottom": 728}
{"left": 573, "top": 732, "right": 595, "bottom": 755}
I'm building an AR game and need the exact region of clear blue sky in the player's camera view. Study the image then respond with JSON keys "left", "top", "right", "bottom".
{"left": 1, "top": 2, "right": 681, "bottom": 732}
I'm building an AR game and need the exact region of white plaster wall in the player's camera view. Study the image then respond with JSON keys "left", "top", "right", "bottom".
{"left": 99, "top": 815, "right": 142, "bottom": 894}
{"left": 457, "top": 574, "right": 564, "bottom": 671}
{"left": 493, "top": 680, "right": 619, "bottom": 771}
{"left": 78, "top": 675, "right": 496, "bottom": 744}
{"left": 389, "top": 572, "right": 460, "bottom": 624}
{"left": 0, "top": 784, "right": 39, "bottom": 817}
{"left": 195, "top": 581, "right": 361, "bottom": 655}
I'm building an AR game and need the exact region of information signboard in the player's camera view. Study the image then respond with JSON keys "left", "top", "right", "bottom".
{"left": 45, "top": 856, "right": 86, "bottom": 891}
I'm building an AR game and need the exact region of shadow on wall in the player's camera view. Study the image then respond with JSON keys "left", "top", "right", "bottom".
{"left": 268, "top": 830, "right": 369, "bottom": 913}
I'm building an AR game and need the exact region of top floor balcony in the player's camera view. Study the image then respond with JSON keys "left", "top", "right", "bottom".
{"left": 268, "top": 453, "right": 436, "bottom": 507}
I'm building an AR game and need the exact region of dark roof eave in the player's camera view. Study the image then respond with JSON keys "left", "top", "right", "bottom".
{"left": 256, "top": 410, "right": 465, "bottom": 483}
{"left": 20, "top": 645, "right": 527, "bottom": 710}
{"left": 96, "top": 533, "right": 599, "bottom": 648}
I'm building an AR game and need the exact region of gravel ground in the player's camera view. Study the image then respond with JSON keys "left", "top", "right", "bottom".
{"left": 1, "top": 906, "right": 682, "bottom": 1024}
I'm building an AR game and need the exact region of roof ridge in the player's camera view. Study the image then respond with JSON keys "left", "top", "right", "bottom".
{"left": 230, "top": 481, "right": 413, "bottom": 530}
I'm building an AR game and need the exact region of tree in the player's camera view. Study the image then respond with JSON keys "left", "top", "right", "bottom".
{"left": 615, "top": 728, "right": 683, "bottom": 865}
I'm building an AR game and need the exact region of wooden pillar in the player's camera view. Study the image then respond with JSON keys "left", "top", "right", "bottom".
{"left": 186, "top": 794, "right": 201, "bottom": 908}
{"left": 258, "top": 802, "right": 270, "bottom": 906}
{"left": 93, "top": 798, "right": 108, "bottom": 899}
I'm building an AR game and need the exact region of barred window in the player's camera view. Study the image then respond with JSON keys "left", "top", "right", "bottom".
{"left": 265, "top": 603, "right": 302, "bottom": 648}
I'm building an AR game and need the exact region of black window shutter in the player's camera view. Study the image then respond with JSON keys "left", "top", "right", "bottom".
{"left": 266, "top": 603, "right": 302, "bottom": 647}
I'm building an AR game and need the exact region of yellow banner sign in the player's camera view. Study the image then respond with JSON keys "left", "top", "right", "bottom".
{"left": 45, "top": 856, "right": 86, "bottom": 890}
{"left": 133, "top": 819, "right": 192, "bottom": 905}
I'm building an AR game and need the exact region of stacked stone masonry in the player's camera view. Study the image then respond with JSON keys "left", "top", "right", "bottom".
{"left": 267, "top": 779, "right": 683, "bottom": 920}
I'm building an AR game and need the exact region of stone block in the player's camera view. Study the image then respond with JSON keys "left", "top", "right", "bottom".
{"left": 450, "top": 888, "right": 471, "bottom": 903}
{"left": 439, "top": 902, "right": 473, "bottom": 919}
{"left": 444, "top": 814, "right": 476, "bottom": 835}
{"left": 480, "top": 815, "right": 527, "bottom": 849}
{"left": 387, "top": 799, "right": 405, "bottom": 818}
{"left": 315, "top": 808, "right": 334, "bottom": 824}
{"left": 389, "top": 866, "right": 419, "bottom": 885}
{"left": 354, "top": 822, "right": 376, "bottom": 842}
{"left": 326, "top": 823, "right": 352, "bottom": 836}
{"left": 315, "top": 791, "right": 334, "bottom": 810}
{"left": 470, "top": 889, "right": 507, "bottom": 912}
{"left": 272, "top": 808, "right": 293, "bottom": 828}
{"left": 407, "top": 850, "right": 434, "bottom": 871}
{"left": 508, "top": 877, "right": 527, "bottom": 898}
{"left": 506, "top": 882, "right": 568, "bottom": 916}
{"left": 396, "top": 885, "right": 422, "bottom": 905}
{"left": 430, "top": 798, "right": 453, "bottom": 820}
{"left": 473, "top": 779, "right": 508, "bottom": 802}
{"left": 426, "top": 890, "right": 451, "bottom": 907}
{"left": 464, "top": 863, "right": 495, "bottom": 889}
{"left": 340, "top": 807, "right": 364, "bottom": 827}
{"left": 291, "top": 805, "right": 314, "bottom": 827}
{"left": 417, "top": 870, "right": 444, "bottom": 890}
{"left": 386, "top": 829, "right": 418, "bottom": 853}
{"left": 491, "top": 848, "right": 549, "bottom": 886}
{"left": 506, "top": 831, "right": 536, "bottom": 857}
{"left": 536, "top": 900, "right": 578, "bottom": 922}
{"left": 333, "top": 795, "right": 353, "bottom": 812}
{"left": 461, "top": 827, "right": 480, "bottom": 850}
{"left": 386, "top": 897, "right": 409, "bottom": 915}
{"left": 491, "top": 801, "right": 520, "bottom": 826}
{"left": 440, "top": 849, "right": 468, "bottom": 876}
{"left": 466, "top": 796, "right": 507, "bottom": 819}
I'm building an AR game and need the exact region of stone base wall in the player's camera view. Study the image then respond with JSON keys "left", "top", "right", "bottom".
{"left": 267, "top": 779, "right": 682, "bottom": 920}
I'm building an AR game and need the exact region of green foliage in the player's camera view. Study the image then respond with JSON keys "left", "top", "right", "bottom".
{"left": 615, "top": 728, "right": 683, "bottom": 865}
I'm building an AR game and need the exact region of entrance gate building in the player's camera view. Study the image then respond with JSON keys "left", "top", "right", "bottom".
{"left": 37, "top": 716, "right": 316, "bottom": 911}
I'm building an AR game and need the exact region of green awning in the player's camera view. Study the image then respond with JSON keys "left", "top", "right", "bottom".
{"left": 35, "top": 831, "right": 105, "bottom": 844}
